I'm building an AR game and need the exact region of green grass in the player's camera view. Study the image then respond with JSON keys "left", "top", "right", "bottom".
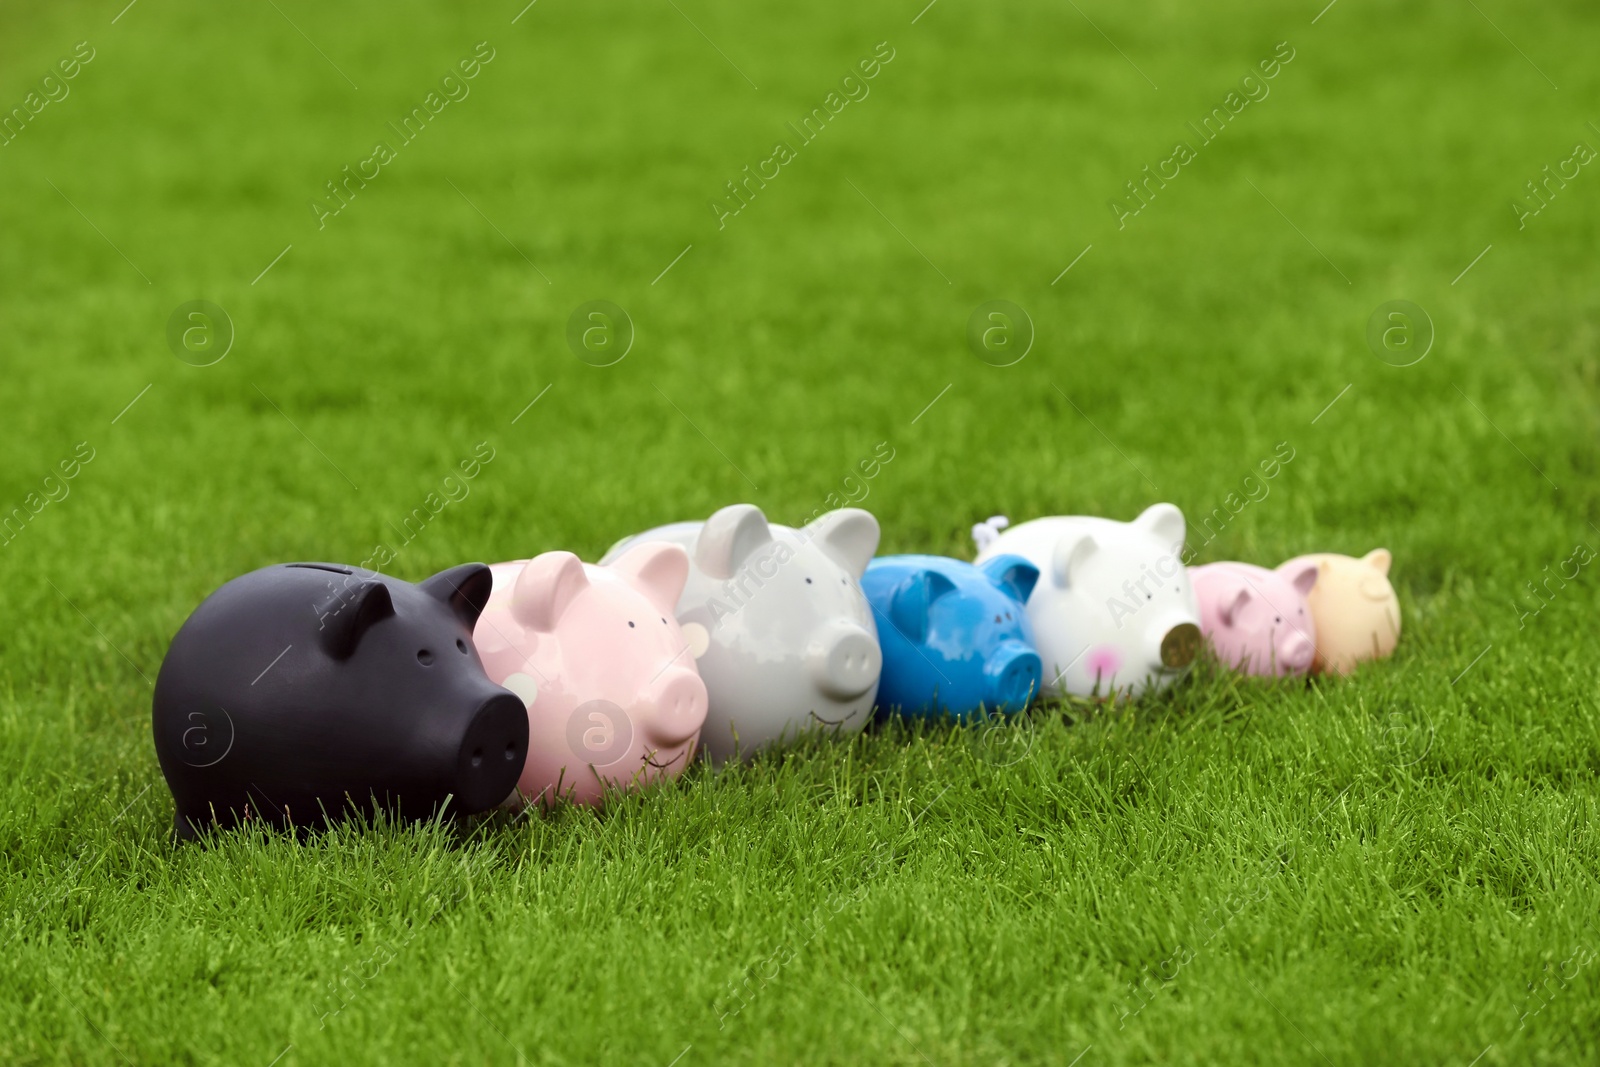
{"left": 3, "top": 0, "right": 1599, "bottom": 1062}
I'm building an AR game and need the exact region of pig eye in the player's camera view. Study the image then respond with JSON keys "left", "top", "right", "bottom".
{"left": 628, "top": 621, "right": 636, "bottom": 628}
{"left": 456, "top": 638, "right": 469, "bottom": 654}
{"left": 1274, "top": 616, "right": 1282, "bottom": 624}
{"left": 805, "top": 578, "right": 813, "bottom": 584}
{"left": 1005, "top": 611, "right": 1012, "bottom": 621}
{"left": 661, "top": 617, "right": 667, "bottom": 624}
{"left": 417, "top": 649, "right": 434, "bottom": 666}
{"left": 994, "top": 614, "right": 1002, "bottom": 624}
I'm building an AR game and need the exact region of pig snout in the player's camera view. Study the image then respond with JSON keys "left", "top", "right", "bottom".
{"left": 637, "top": 667, "right": 708, "bottom": 747}
{"left": 808, "top": 621, "right": 882, "bottom": 701}
{"left": 1279, "top": 628, "right": 1315, "bottom": 672}
{"left": 983, "top": 641, "right": 1042, "bottom": 712}
{"left": 452, "top": 692, "right": 530, "bottom": 812}
{"left": 1159, "top": 622, "right": 1202, "bottom": 670}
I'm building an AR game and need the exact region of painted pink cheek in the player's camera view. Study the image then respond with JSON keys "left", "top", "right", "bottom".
{"left": 1087, "top": 645, "right": 1122, "bottom": 679}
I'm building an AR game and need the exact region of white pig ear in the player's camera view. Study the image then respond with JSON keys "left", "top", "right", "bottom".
{"left": 510, "top": 551, "right": 589, "bottom": 632}
{"left": 608, "top": 541, "right": 689, "bottom": 615}
{"left": 1363, "top": 548, "right": 1393, "bottom": 576}
{"left": 1133, "top": 503, "right": 1187, "bottom": 552}
{"left": 808, "top": 508, "right": 880, "bottom": 579}
{"left": 695, "top": 504, "right": 772, "bottom": 580}
{"left": 1218, "top": 585, "right": 1251, "bottom": 626}
{"left": 1050, "top": 531, "right": 1098, "bottom": 589}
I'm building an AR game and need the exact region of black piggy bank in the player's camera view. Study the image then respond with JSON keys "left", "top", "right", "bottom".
{"left": 153, "top": 562, "right": 528, "bottom": 840}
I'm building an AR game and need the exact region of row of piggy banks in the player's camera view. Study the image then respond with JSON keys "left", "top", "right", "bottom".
{"left": 151, "top": 502, "right": 1400, "bottom": 838}
{"left": 970, "top": 509, "right": 1400, "bottom": 688}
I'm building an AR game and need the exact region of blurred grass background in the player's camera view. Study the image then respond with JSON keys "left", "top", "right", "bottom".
{"left": 1, "top": 0, "right": 1598, "bottom": 1062}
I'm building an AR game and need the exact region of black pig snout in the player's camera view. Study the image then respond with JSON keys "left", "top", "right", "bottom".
{"left": 452, "top": 691, "right": 529, "bottom": 810}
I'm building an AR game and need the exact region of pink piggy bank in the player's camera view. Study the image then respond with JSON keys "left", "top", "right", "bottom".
{"left": 1189, "top": 560, "right": 1318, "bottom": 676}
{"left": 473, "top": 542, "right": 708, "bottom": 807}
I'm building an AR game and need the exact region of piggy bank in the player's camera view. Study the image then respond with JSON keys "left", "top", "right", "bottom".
{"left": 863, "top": 554, "right": 1042, "bottom": 721}
{"left": 601, "top": 505, "right": 881, "bottom": 763}
{"left": 972, "top": 504, "right": 1201, "bottom": 699}
{"left": 152, "top": 562, "right": 528, "bottom": 840}
{"left": 1276, "top": 549, "right": 1400, "bottom": 674}
{"left": 1189, "top": 560, "right": 1318, "bottom": 676}
{"left": 473, "top": 542, "right": 708, "bottom": 807}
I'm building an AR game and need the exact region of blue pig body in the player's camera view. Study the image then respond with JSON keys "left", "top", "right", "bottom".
{"left": 863, "top": 554, "right": 1042, "bottom": 721}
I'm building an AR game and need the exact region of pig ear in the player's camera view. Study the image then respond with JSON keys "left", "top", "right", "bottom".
{"left": 1218, "top": 585, "right": 1251, "bottom": 626}
{"left": 807, "top": 508, "right": 880, "bottom": 579}
{"left": 608, "top": 541, "right": 689, "bottom": 615}
{"left": 694, "top": 504, "right": 772, "bottom": 580}
{"left": 316, "top": 580, "right": 395, "bottom": 659}
{"left": 1133, "top": 503, "right": 1186, "bottom": 552}
{"left": 418, "top": 562, "right": 495, "bottom": 628}
{"left": 1363, "top": 548, "right": 1393, "bottom": 576}
{"left": 1282, "top": 560, "right": 1319, "bottom": 597}
{"left": 885, "top": 570, "right": 957, "bottom": 644}
{"left": 510, "top": 551, "right": 589, "bottom": 632}
{"left": 980, "top": 554, "right": 1039, "bottom": 604}
{"left": 1050, "top": 531, "right": 1098, "bottom": 589}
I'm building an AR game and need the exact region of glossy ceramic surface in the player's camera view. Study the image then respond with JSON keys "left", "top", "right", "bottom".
{"left": 602, "top": 504, "right": 881, "bottom": 762}
{"left": 973, "top": 504, "right": 1202, "bottom": 699}
{"left": 863, "top": 553, "right": 1042, "bottom": 721}
{"left": 474, "top": 542, "right": 708, "bottom": 806}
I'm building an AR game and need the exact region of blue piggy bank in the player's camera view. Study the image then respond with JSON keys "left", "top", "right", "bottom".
{"left": 863, "top": 554, "right": 1043, "bottom": 721}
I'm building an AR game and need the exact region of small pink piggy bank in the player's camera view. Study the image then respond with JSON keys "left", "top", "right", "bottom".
{"left": 1189, "top": 560, "right": 1318, "bottom": 676}
{"left": 473, "top": 543, "right": 708, "bottom": 807}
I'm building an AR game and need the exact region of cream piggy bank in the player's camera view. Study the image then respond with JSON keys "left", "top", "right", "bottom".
{"left": 1275, "top": 549, "right": 1400, "bottom": 674}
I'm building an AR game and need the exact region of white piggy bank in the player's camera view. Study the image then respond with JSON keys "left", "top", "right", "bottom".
{"left": 972, "top": 504, "right": 1201, "bottom": 699}
{"left": 602, "top": 504, "right": 882, "bottom": 762}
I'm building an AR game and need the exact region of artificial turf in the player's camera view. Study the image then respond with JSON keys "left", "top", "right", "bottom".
{"left": 3, "top": 0, "right": 1599, "bottom": 1062}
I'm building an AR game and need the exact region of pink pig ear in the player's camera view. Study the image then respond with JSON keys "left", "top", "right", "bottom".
{"left": 510, "top": 551, "right": 589, "bottom": 632}
{"left": 1283, "top": 560, "right": 1319, "bottom": 596}
{"left": 608, "top": 541, "right": 690, "bottom": 614}
{"left": 1363, "top": 548, "right": 1392, "bottom": 576}
{"left": 1218, "top": 585, "right": 1251, "bottom": 626}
